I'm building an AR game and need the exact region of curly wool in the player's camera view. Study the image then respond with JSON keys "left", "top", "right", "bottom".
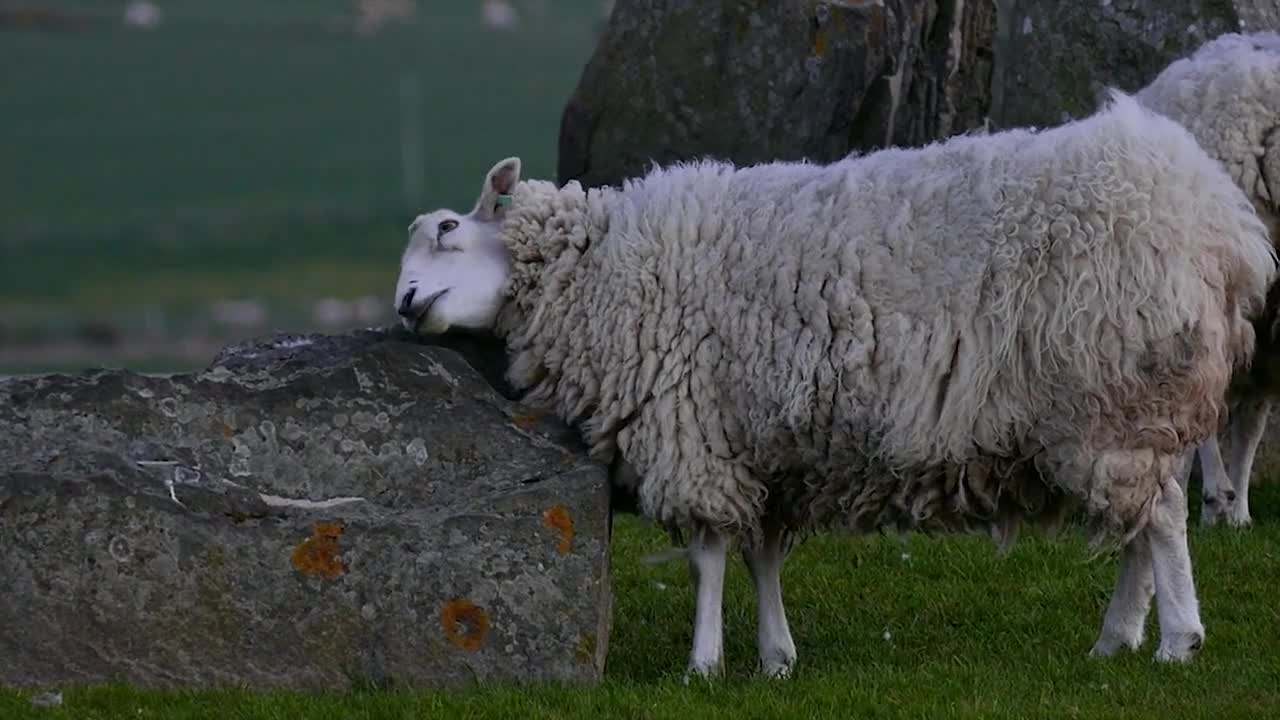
{"left": 1136, "top": 31, "right": 1280, "bottom": 393}
{"left": 492, "top": 91, "right": 1276, "bottom": 548}
{"left": 1136, "top": 32, "right": 1280, "bottom": 239}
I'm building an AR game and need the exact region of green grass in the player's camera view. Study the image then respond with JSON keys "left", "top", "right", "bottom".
{"left": 5, "top": 484, "right": 1280, "bottom": 718}
{"left": 1, "top": 1, "right": 602, "bottom": 309}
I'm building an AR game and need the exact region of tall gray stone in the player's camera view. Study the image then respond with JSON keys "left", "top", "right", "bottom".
{"left": 559, "top": 0, "right": 1280, "bottom": 191}
{"left": 993, "top": 0, "right": 1280, "bottom": 130}
{"left": 0, "top": 328, "right": 612, "bottom": 690}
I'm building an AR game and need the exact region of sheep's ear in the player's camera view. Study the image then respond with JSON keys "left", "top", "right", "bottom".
{"left": 474, "top": 157, "right": 522, "bottom": 221}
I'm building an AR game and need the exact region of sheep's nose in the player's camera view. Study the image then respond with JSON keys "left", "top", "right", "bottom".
{"left": 397, "top": 287, "right": 418, "bottom": 318}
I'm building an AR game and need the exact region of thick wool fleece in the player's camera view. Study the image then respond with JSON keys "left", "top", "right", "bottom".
{"left": 493, "top": 92, "right": 1276, "bottom": 547}
{"left": 1136, "top": 32, "right": 1280, "bottom": 240}
{"left": 1137, "top": 32, "right": 1280, "bottom": 393}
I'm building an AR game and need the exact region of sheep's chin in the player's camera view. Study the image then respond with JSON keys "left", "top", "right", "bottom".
{"left": 418, "top": 317, "right": 452, "bottom": 336}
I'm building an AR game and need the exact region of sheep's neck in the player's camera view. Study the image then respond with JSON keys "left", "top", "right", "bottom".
{"left": 492, "top": 181, "right": 604, "bottom": 416}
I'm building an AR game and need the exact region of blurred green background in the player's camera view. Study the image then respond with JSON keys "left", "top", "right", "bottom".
{"left": 1, "top": 0, "right": 607, "bottom": 374}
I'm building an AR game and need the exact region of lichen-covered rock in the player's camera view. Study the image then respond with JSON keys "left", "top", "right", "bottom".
{"left": 559, "top": 0, "right": 1280, "bottom": 191}
{"left": 0, "top": 328, "right": 612, "bottom": 690}
{"left": 558, "top": 0, "right": 998, "bottom": 189}
{"left": 993, "top": 0, "right": 1280, "bottom": 129}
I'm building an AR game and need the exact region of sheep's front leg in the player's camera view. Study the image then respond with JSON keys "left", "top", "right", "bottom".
{"left": 742, "top": 518, "right": 796, "bottom": 678}
{"left": 1218, "top": 397, "right": 1270, "bottom": 527}
{"left": 685, "top": 525, "right": 728, "bottom": 681}
{"left": 1147, "top": 475, "right": 1205, "bottom": 662}
{"left": 1090, "top": 528, "right": 1154, "bottom": 657}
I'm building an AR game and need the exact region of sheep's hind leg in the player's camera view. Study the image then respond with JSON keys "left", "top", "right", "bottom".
{"left": 685, "top": 525, "right": 728, "bottom": 682}
{"left": 1219, "top": 397, "right": 1270, "bottom": 527}
{"left": 1148, "top": 475, "right": 1205, "bottom": 662}
{"left": 742, "top": 515, "right": 796, "bottom": 679}
{"left": 1090, "top": 528, "right": 1154, "bottom": 657}
{"left": 1198, "top": 433, "right": 1233, "bottom": 527}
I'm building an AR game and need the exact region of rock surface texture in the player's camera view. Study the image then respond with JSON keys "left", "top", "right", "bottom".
{"left": 0, "top": 328, "right": 612, "bottom": 690}
{"left": 559, "top": 0, "right": 1280, "bottom": 190}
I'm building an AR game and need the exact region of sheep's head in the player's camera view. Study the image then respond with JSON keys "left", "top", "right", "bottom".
{"left": 393, "top": 157, "right": 521, "bottom": 335}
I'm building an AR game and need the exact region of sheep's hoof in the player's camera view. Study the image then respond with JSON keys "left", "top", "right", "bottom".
{"left": 1154, "top": 631, "right": 1204, "bottom": 663}
{"left": 682, "top": 658, "right": 723, "bottom": 684}
{"left": 1089, "top": 631, "right": 1144, "bottom": 658}
{"left": 1224, "top": 509, "right": 1253, "bottom": 529}
{"left": 759, "top": 656, "right": 796, "bottom": 680}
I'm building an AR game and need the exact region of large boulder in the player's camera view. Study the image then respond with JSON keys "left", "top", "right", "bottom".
{"left": 0, "top": 328, "right": 613, "bottom": 690}
{"left": 559, "top": 0, "right": 1280, "bottom": 190}
{"left": 993, "top": 0, "right": 1280, "bottom": 129}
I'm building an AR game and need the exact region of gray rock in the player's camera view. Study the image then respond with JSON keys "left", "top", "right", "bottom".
{"left": 559, "top": 0, "right": 1280, "bottom": 191}
{"left": 0, "top": 327, "right": 612, "bottom": 690}
{"left": 559, "top": 0, "right": 996, "bottom": 189}
{"left": 992, "top": 0, "right": 1280, "bottom": 130}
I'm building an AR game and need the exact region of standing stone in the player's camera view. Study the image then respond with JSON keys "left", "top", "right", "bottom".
{"left": 0, "top": 328, "right": 612, "bottom": 690}
{"left": 559, "top": 0, "right": 1280, "bottom": 190}
{"left": 993, "top": 0, "right": 1280, "bottom": 130}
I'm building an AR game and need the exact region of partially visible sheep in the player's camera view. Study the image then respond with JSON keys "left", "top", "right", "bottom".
{"left": 393, "top": 92, "right": 1276, "bottom": 678}
{"left": 1135, "top": 31, "right": 1280, "bottom": 528}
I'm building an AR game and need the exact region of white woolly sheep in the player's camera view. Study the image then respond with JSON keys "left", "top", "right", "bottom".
{"left": 393, "top": 91, "right": 1276, "bottom": 678}
{"left": 1135, "top": 31, "right": 1280, "bottom": 528}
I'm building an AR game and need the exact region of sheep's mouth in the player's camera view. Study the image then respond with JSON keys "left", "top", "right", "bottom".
{"left": 410, "top": 288, "right": 450, "bottom": 333}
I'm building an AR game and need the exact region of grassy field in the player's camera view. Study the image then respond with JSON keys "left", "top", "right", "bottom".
{"left": 2, "top": 1, "right": 603, "bottom": 373}
{"left": 4, "top": 484, "right": 1279, "bottom": 719}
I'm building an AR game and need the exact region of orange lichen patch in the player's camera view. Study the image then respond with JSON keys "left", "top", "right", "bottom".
{"left": 542, "top": 505, "right": 574, "bottom": 555}
{"left": 509, "top": 411, "right": 544, "bottom": 430}
{"left": 813, "top": 28, "right": 827, "bottom": 57}
{"left": 290, "top": 522, "right": 346, "bottom": 578}
{"left": 440, "top": 599, "right": 490, "bottom": 651}
{"left": 222, "top": 422, "right": 236, "bottom": 438}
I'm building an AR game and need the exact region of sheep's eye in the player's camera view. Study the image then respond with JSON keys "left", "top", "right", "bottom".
{"left": 437, "top": 219, "right": 459, "bottom": 236}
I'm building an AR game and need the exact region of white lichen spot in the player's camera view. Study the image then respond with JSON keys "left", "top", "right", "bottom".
{"left": 108, "top": 535, "right": 133, "bottom": 563}
{"left": 361, "top": 603, "right": 377, "bottom": 621}
{"left": 258, "top": 420, "right": 277, "bottom": 441}
{"left": 407, "top": 357, "right": 460, "bottom": 388}
{"left": 353, "top": 365, "right": 375, "bottom": 392}
{"left": 333, "top": 413, "right": 350, "bottom": 428}
{"left": 1187, "top": 24, "right": 1198, "bottom": 35}
{"left": 173, "top": 466, "right": 202, "bottom": 485}
{"left": 406, "top": 438, "right": 430, "bottom": 465}
{"left": 229, "top": 457, "right": 253, "bottom": 477}
{"left": 158, "top": 397, "right": 179, "bottom": 418}
{"left": 900, "top": 552, "right": 911, "bottom": 562}
{"left": 204, "top": 366, "right": 235, "bottom": 382}
{"left": 136, "top": 387, "right": 155, "bottom": 399}
{"left": 273, "top": 337, "right": 313, "bottom": 350}
{"left": 655, "top": 581, "right": 668, "bottom": 591}
{"left": 882, "top": 629, "right": 893, "bottom": 642}
{"left": 351, "top": 411, "right": 375, "bottom": 432}
{"left": 258, "top": 493, "right": 365, "bottom": 509}
{"left": 281, "top": 419, "right": 305, "bottom": 442}
{"left": 374, "top": 412, "right": 390, "bottom": 431}
{"left": 1021, "top": 16, "right": 1032, "bottom": 34}
{"left": 339, "top": 438, "right": 371, "bottom": 454}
